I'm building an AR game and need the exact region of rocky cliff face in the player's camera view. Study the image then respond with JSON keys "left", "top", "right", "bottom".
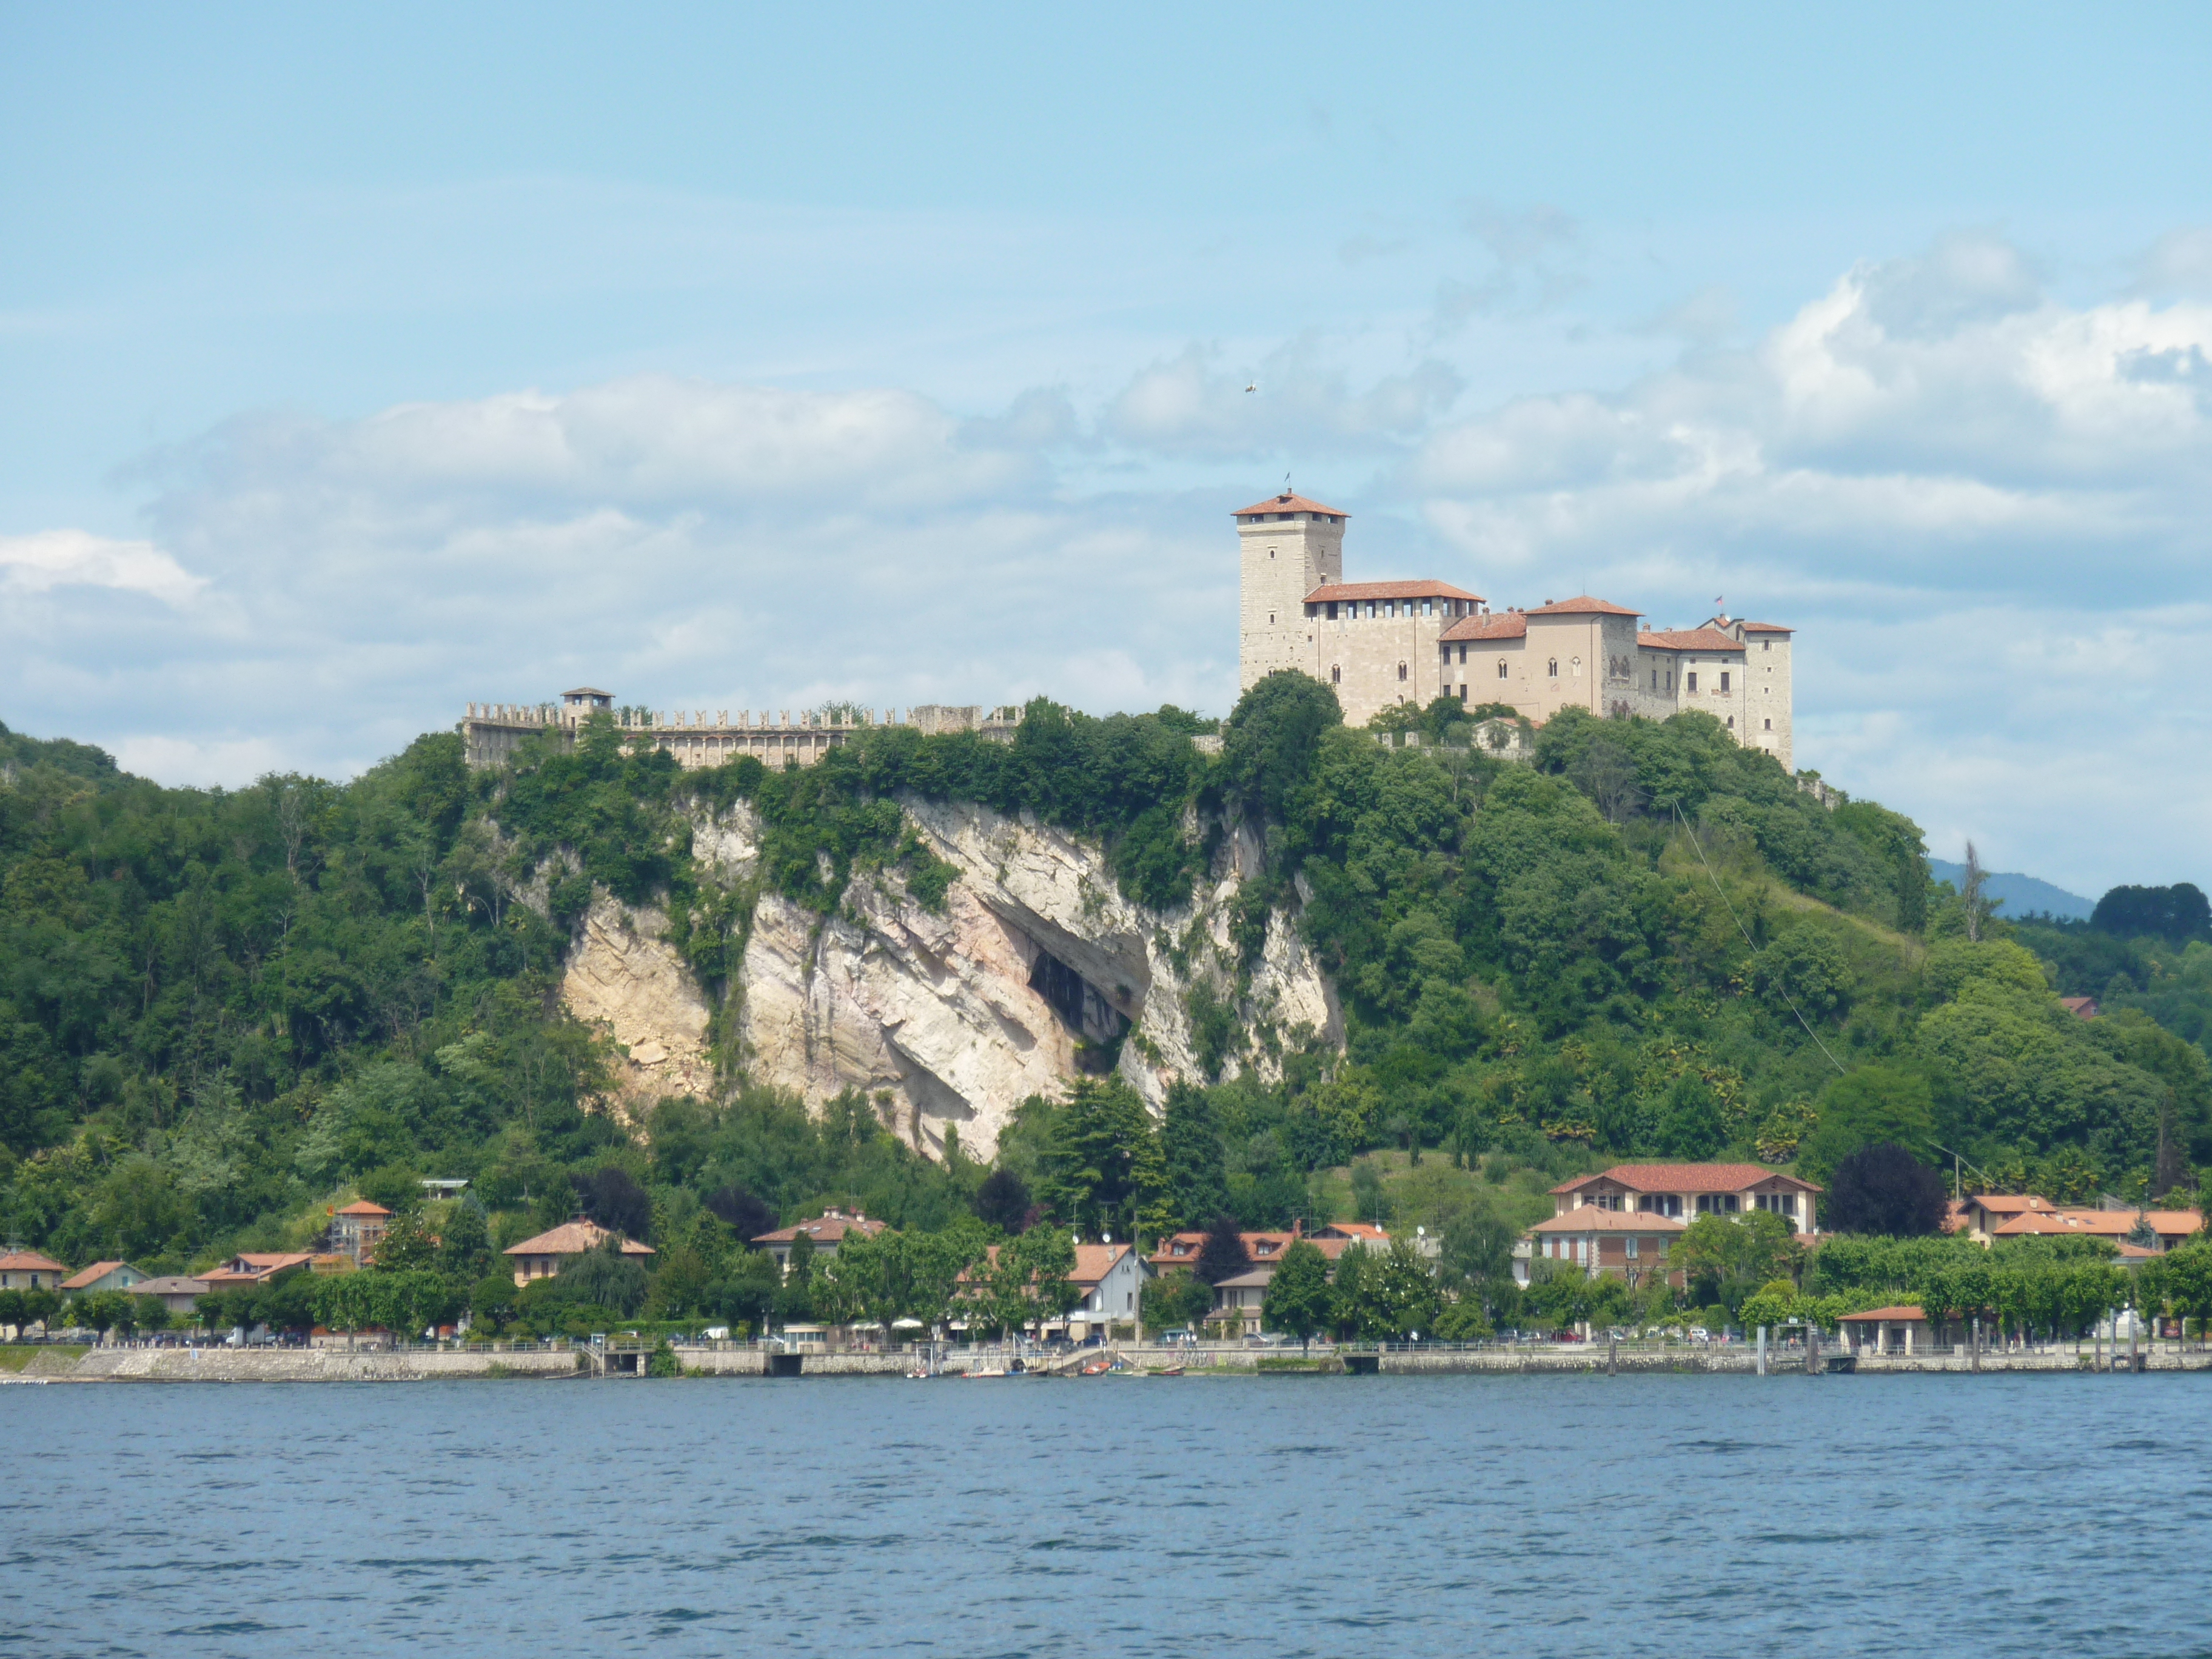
{"left": 557, "top": 795, "right": 1338, "bottom": 1158}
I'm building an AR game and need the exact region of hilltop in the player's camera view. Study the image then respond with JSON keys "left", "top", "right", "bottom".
{"left": 2, "top": 680, "right": 2207, "bottom": 1300}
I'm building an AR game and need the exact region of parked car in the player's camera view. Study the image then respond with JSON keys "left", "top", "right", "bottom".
{"left": 1155, "top": 1328, "right": 1198, "bottom": 1346}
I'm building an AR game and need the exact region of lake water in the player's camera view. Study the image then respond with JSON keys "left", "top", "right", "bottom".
{"left": 3, "top": 1372, "right": 2205, "bottom": 1656}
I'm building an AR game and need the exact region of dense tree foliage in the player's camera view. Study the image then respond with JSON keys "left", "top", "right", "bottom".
{"left": 7, "top": 666, "right": 2212, "bottom": 1342}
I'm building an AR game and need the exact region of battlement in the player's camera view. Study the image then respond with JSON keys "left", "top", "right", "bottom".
{"left": 460, "top": 697, "right": 1025, "bottom": 771}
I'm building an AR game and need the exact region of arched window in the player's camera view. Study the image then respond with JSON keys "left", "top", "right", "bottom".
{"left": 1496, "top": 659, "right": 1508, "bottom": 679}
{"left": 1396, "top": 662, "right": 1407, "bottom": 682}
{"left": 1570, "top": 655, "right": 1581, "bottom": 678}
{"left": 1547, "top": 658, "right": 1559, "bottom": 678}
{"left": 1330, "top": 665, "right": 1341, "bottom": 685}
{"left": 1726, "top": 716, "right": 1735, "bottom": 729}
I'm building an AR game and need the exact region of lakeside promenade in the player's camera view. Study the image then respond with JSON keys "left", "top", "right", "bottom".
{"left": 10, "top": 1336, "right": 2212, "bottom": 1382}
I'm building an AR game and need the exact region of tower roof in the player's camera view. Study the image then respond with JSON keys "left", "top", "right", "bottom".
{"left": 1234, "top": 492, "right": 1350, "bottom": 519}
{"left": 1526, "top": 596, "right": 1641, "bottom": 617}
{"left": 1638, "top": 627, "right": 1743, "bottom": 652}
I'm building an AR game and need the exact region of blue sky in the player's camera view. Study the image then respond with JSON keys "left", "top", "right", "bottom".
{"left": 4, "top": 2, "right": 2210, "bottom": 896}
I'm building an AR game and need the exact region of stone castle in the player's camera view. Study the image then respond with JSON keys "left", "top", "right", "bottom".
{"left": 1235, "top": 490, "right": 1795, "bottom": 768}
{"left": 463, "top": 491, "right": 1794, "bottom": 774}
{"left": 460, "top": 698, "right": 1024, "bottom": 771}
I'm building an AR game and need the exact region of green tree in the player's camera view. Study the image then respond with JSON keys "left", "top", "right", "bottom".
{"left": 1032, "top": 1077, "right": 1170, "bottom": 1244}
{"left": 469, "top": 1271, "right": 518, "bottom": 1329}
{"left": 1262, "top": 1239, "right": 1332, "bottom": 1353}
{"left": 776, "top": 1232, "right": 816, "bottom": 1323}
{"left": 1801, "top": 1065, "right": 1937, "bottom": 1179}
{"left": 1670, "top": 1211, "right": 1803, "bottom": 1305}
{"left": 1141, "top": 1269, "right": 1213, "bottom": 1332}
{"left": 373, "top": 1208, "right": 441, "bottom": 1271}
{"left": 1194, "top": 1214, "right": 1251, "bottom": 1285}
{"left": 1162, "top": 1081, "right": 1231, "bottom": 1232}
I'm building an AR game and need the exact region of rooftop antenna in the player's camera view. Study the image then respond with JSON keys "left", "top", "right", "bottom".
{"left": 1282, "top": 469, "right": 1292, "bottom": 499}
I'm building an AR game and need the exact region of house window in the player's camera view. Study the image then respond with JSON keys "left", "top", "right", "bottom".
{"left": 1547, "top": 658, "right": 1558, "bottom": 677}
{"left": 1687, "top": 672, "right": 1698, "bottom": 692}
{"left": 1497, "top": 659, "right": 1508, "bottom": 679}
{"left": 1625, "top": 1237, "right": 1639, "bottom": 1259}
{"left": 1720, "top": 671, "right": 1731, "bottom": 692}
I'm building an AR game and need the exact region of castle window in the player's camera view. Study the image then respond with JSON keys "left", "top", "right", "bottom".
{"left": 1497, "top": 659, "right": 1507, "bottom": 679}
{"left": 1269, "top": 613, "right": 1275, "bottom": 625}
{"left": 1327, "top": 602, "right": 1338, "bottom": 620}
{"left": 1571, "top": 655, "right": 1581, "bottom": 678}
{"left": 1651, "top": 669, "right": 1658, "bottom": 690}
{"left": 1457, "top": 685, "right": 1467, "bottom": 702}
{"left": 1331, "top": 665, "right": 1341, "bottom": 685}
{"left": 1720, "top": 671, "right": 1731, "bottom": 692}
{"left": 1423, "top": 599, "right": 1433, "bottom": 617}
{"left": 1547, "top": 658, "right": 1558, "bottom": 678}
{"left": 1458, "top": 644, "right": 1467, "bottom": 665}
{"left": 1269, "top": 549, "right": 1276, "bottom": 560}
{"left": 1687, "top": 672, "right": 1698, "bottom": 692}
{"left": 1764, "top": 717, "right": 1772, "bottom": 731}
{"left": 1763, "top": 640, "right": 1770, "bottom": 650}
{"left": 1726, "top": 716, "right": 1735, "bottom": 729}
{"left": 1397, "top": 662, "right": 1407, "bottom": 682}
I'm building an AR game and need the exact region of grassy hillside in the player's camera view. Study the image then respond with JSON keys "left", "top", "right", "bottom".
{"left": 2, "top": 680, "right": 2206, "bottom": 1321}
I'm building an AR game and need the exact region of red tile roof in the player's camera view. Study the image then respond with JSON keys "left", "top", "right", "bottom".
{"left": 2058, "top": 996, "right": 2099, "bottom": 1019}
{"left": 503, "top": 1221, "right": 657, "bottom": 1257}
{"left": 59, "top": 1260, "right": 134, "bottom": 1291}
{"left": 1737, "top": 621, "right": 1793, "bottom": 634}
{"left": 1837, "top": 1305, "right": 1926, "bottom": 1322}
{"left": 1554, "top": 1164, "right": 1822, "bottom": 1195}
{"left": 1439, "top": 612, "right": 1528, "bottom": 642}
{"left": 1305, "top": 580, "right": 1483, "bottom": 604}
{"left": 1070, "top": 1244, "right": 1136, "bottom": 1286}
{"left": 1529, "top": 595, "right": 1641, "bottom": 617}
{"left": 1234, "top": 492, "right": 1349, "bottom": 518}
{"left": 0, "top": 1250, "right": 69, "bottom": 1275}
{"left": 334, "top": 1200, "right": 392, "bottom": 1217}
{"left": 751, "top": 1209, "right": 887, "bottom": 1247}
{"left": 1638, "top": 628, "right": 1745, "bottom": 652}
{"left": 1529, "top": 1210, "right": 1686, "bottom": 1234}
{"left": 1992, "top": 1208, "right": 2200, "bottom": 1239}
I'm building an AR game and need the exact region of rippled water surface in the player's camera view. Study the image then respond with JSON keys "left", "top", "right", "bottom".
{"left": 5, "top": 1372, "right": 2208, "bottom": 1655}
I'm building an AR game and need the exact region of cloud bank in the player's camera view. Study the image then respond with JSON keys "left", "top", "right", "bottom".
{"left": 5, "top": 234, "right": 2210, "bottom": 894}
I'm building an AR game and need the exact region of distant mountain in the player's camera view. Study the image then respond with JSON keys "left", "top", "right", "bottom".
{"left": 1929, "top": 858, "right": 2094, "bottom": 922}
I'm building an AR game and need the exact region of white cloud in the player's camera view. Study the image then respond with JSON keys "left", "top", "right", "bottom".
{"left": 0, "top": 528, "right": 203, "bottom": 605}
{"left": 10, "top": 232, "right": 2212, "bottom": 896}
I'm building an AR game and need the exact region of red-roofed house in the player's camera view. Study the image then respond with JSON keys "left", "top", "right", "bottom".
{"left": 1520, "top": 1207, "right": 1687, "bottom": 1287}
{"left": 1991, "top": 1208, "right": 2202, "bottom": 1252}
{"left": 1520, "top": 1169, "right": 1792, "bottom": 1287}
{"left": 199, "top": 1252, "right": 315, "bottom": 1290}
{"left": 503, "top": 1220, "right": 657, "bottom": 1287}
{"left": 59, "top": 1261, "right": 148, "bottom": 1296}
{"left": 329, "top": 1199, "right": 392, "bottom": 1267}
{"left": 751, "top": 1207, "right": 887, "bottom": 1277}
{"left": 0, "top": 1250, "right": 69, "bottom": 1292}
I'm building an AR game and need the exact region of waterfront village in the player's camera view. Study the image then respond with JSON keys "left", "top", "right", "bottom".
{"left": 7, "top": 488, "right": 2212, "bottom": 1382}
{"left": 5, "top": 1159, "right": 2207, "bottom": 1375}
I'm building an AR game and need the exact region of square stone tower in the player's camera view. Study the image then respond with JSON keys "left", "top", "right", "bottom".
{"left": 1236, "top": 492, "right": 1347, "bottom": 692}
